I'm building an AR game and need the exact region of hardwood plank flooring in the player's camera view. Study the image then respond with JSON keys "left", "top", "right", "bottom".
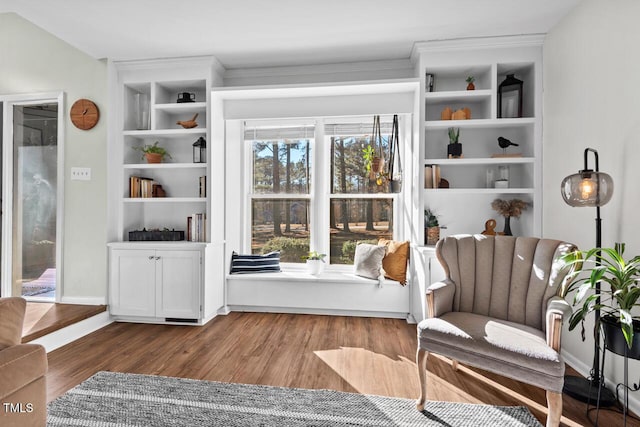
{"left": 46, "top": 312, "right": 639, "bottom": 426}
{"left": 22, "top": 302, "right": 107, "bottom": 343}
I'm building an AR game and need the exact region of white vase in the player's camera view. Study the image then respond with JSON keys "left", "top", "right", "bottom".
{"left": 306, "top": 259, "right": 324, "bottom": 275}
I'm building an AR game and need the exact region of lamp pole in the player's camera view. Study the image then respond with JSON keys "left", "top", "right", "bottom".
{"left": 562, "top": 148, "right": 616, "bottom": 407}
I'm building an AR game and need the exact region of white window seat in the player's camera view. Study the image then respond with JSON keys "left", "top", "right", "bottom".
{"left": 225, "top": 270, "right": 410, "bottom": 320}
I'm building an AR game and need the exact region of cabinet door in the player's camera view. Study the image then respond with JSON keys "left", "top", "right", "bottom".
{"left": 109, "top": 249, "right": 156, "bottom": 316}
{"left": 155, "top": 250, "right": 201, "bottom": 319}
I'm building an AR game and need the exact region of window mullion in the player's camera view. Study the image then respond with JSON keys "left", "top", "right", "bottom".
{"left": 312, "top": 119, "right": 328, "bottom": 257}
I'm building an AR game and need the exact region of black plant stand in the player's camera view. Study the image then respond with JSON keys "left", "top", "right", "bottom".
{"left": 592, "top": 328, "right": 640, "bottom": 427}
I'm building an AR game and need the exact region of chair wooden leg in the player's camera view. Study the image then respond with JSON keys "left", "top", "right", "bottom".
{"left": 546, "top": 390, "right": 562, "bottom": 427}
{"left": 416, "top": 348, "right": 429, "bottom": 411}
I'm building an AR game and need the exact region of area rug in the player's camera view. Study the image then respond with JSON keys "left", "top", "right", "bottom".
{"left": 47, "top": 371, "right": 542, "bottom": 426}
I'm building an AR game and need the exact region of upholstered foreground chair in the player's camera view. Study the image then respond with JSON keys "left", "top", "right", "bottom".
{"left": 0, "top": 297, "right": 48, "bottom": 427}
{"left": 416, "top": 235, "right": 577, "bottom": 427}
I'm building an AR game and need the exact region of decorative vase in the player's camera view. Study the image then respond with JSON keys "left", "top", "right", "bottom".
{"left": 602, "top": 315, "right": 640, "bottom": 360}
{"left": 447, "top": 143, "right": 462, "bottom": 158}
{"left": 134, "top": 92, "right": 150, "bottom": 130}
{"left": 145, "top": 153, "right": 163, "bottom": 164}
{"left": 503, "top": 216, "right": 512, "bottom": 236}
{"left": 426, "top": 226, "right": 440, "bottom": 246}
{"left": 306, "top": 259, "right": 324, "bottom": 276}
{"left": 467, "top": 82, "right": 475, "bottom": 90}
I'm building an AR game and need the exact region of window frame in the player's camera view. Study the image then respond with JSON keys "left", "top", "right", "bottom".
{"left": 243, "top": 115, "right": 405, "bottom": 271}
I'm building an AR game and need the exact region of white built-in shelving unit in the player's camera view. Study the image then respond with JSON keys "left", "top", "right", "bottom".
{"left": 107, "top": 57, "right": 225, "bottom": 325}
{"left": 409, "top": 35, "right": 544, "bottom": 321}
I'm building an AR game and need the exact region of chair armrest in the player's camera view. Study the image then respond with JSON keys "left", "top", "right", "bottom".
{"left": 546, "top": 296, "right": 572, "bottom": 352}
{"left": 426, "top": 279, "right": 455, "bottom": 318}
{"left": 0, "top": 297, "right": 26, "bottom": 348}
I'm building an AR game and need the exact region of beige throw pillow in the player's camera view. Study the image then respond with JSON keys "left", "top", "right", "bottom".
{"left": 353, "top": 243, "right": 386, "bottom": 280}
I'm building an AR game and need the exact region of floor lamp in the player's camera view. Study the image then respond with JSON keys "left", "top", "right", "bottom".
{"left": 560, "top": 148, "right": 616, "bottom": 406}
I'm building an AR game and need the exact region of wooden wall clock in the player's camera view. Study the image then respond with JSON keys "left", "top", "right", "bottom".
{"left": 70, "top": 98, "right": 100, "bottom": 130}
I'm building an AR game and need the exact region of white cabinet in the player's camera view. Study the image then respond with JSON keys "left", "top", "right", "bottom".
{"left": 412, "top": 36, "right": 543, "bottom": 242}
{"left": 109, "top": 244, "right": 203, "bottom": 323}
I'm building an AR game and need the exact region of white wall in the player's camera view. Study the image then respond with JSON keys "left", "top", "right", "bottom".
{"left": 0, "top": 13, "right": 108, "bottom": 302}
{"left": 544, "top": 0, "right": 640, "bottom": 409}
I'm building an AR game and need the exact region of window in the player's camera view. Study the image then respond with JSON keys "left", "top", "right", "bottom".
{"left": 245, "top": 116, "right": 401, "bottom": 266}
{"left": 246, "top": 124, "right": 313, "bottom": 262}
{"left": 326, "top": 124, "right": 394, "bottom": 264}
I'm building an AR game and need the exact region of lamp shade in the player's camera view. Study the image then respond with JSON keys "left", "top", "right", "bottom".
{"left": 561, "top": 170, "right": 614, "bottom": 207}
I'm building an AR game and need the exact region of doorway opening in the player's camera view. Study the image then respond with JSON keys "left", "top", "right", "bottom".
{"left": 1, "top": 93, "right": 63, "bottom": 301}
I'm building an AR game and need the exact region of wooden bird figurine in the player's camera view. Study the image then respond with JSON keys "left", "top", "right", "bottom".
{"left": 177, "top": 113, "right": 198, "bottom": 129}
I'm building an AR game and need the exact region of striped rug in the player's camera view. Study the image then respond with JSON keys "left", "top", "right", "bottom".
{"left": 47, "top": 371, "right": 542, "bottom": 426}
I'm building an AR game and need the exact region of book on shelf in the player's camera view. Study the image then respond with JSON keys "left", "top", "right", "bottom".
{"left": 199, "top": 176, "right": 206, "bottom": 198}
{"left": 187, "top": 213, "right": 206, "bottom": 242}
{"left": 129, "top": 175, "right": 165, "bottom": 198}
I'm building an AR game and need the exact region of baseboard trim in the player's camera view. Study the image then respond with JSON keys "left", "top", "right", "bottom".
{"left": 31, "top": 311, "right": 112, "bottom": 353}
{"left": 227, "top": 305, "right": 409, "bottom": 320}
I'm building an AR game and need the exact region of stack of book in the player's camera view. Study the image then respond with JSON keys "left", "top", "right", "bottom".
{"left": 130, "top": 176, "right": 165, "bottom": 198}
{"left": 187, "top": 213, "right": 206, "bottom": 242}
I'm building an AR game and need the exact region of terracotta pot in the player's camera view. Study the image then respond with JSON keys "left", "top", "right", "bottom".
{"left": 145, "top": 152, "right": 163, "bottom": 164}
{"left": 467, "top": 82, "right": 475, "bottom": 90}
{"left": 370, "top": 157, "right": 385, "bottom": 180}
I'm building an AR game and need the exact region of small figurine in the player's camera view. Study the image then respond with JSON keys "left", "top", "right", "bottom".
{"left": 497, "top": 136, "right": 519, "bottom": 154}
{"left": 177, "top": 113, "right": 199, "bottom": 129}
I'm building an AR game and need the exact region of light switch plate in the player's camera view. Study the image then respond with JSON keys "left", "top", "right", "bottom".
{"left": 71, "top": 167, "right": 91, "bottom": 181}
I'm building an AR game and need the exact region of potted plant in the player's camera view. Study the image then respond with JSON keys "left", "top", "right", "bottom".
{"left": 465, "top": 76, "right": 475, "bottom": 90}
{"left": 302, "top": 251, "right": 327, "bottom": 275}
{"left": 134, "top": 141, "right": 171, "bottom": 164}
{"left": 491, "top": 198, "right": 528, "bottom": 236}
{"left": 447, "top": 127, "right": 462, "bottom": 158}
{"left": 424, "top": 209, "right": 440, "bottom": 246}
{"left": 562, "top": 243, "right": 640, "bottom": 357}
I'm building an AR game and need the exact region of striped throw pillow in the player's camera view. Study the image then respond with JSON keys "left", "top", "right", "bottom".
{"left": 230, "top": 251, "right": 281, "bottom": 274}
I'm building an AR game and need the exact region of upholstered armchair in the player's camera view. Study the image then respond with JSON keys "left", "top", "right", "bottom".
{"left": 0, "top": 297, "right": 48, "bottom": 427}
{"left": 416, "top": 235, "right": 577, "bottom": 427}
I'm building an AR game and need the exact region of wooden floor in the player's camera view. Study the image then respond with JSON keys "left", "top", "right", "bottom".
{"left": 23, "top": 302, "right": 107, "bottom": 343}
{"left": 46, "top": 312, "right": 639, "bottom": 427}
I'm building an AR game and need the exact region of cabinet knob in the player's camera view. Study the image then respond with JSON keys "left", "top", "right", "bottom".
{"left": 155, "top": 256, "right": 161, "bottom": 260}
{"left": 148, "top": 256, "right": 154, "bottom": 260}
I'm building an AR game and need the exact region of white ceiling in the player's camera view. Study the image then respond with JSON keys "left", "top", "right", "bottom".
{"left": 0, "top": 0, "right": 582, "bottom": 69}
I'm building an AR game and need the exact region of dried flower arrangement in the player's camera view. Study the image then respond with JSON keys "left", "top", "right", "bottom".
{"left": 491, "top": 199, "right": 529, "bottom": 218}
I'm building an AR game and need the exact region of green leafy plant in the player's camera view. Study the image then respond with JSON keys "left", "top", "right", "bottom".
{"left": 302, "top": 251, "right": 327, "bottom": 262}
{"left": 363, "top": 145, "right": 375, "bottom": 173}
{"left": 134, "top": 141, "right": 172, "bottom": 160}
{"left": 561, "top": 243, "right": 640, "bottom": 349}
{"left": 425, "top": 209, "right": 439, "bottom": 227}
{"left": 465, "top": 76, "right": 475, "bottom": 84}
{"left": 447, "top": 127, "right": 460, "bottom": 144}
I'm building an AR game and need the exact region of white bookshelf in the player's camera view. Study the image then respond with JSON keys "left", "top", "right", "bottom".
{"left": 108, "top": 57, "right": 224, "bottom": 325}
